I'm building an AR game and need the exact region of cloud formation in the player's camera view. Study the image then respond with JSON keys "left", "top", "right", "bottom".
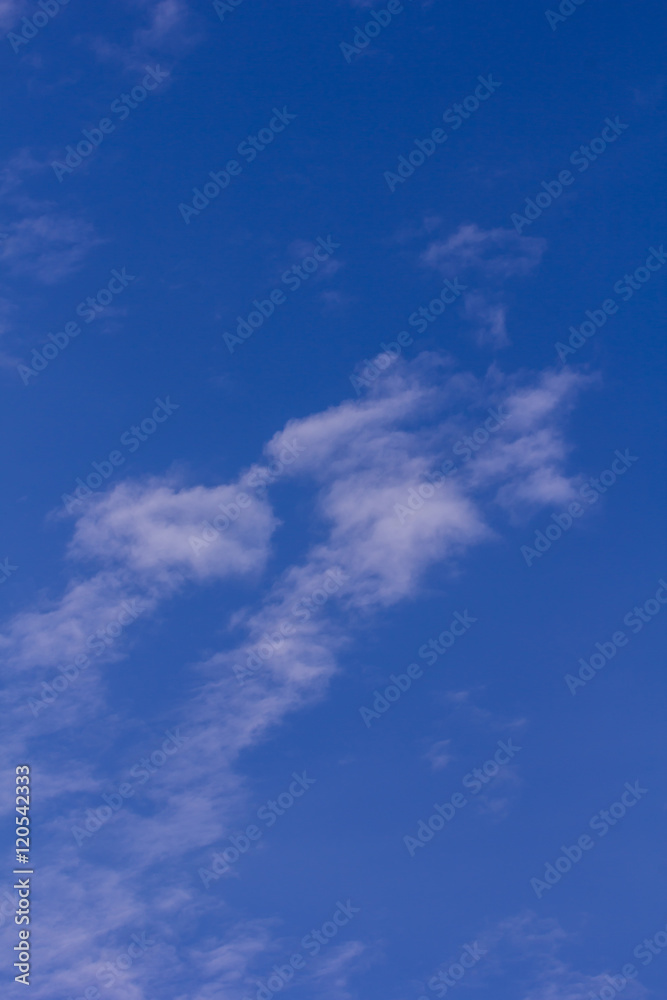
{"left": 421, "top": 224, "right": 547, "bottom": 346}
{"left": 0, "top": 352, "right": 590, "bottom": 999}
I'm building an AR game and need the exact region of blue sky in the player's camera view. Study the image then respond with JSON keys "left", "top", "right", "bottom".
{"left": 0, "top": 0, "right": 666, "bottom": 998}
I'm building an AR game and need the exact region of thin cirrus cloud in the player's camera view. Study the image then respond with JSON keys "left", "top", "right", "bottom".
{"left": 0, "top": 212, "right": 101, "bottom": 285}
{"left": 0, "top": 477, "right": 277, "bottom": 683}
{"left": 420, "top": 223, "right": 548, "bottom": 347}
{"left": 262, "top": 356, "right": 586, "bottom": 601}
{"left": 436, "top": 911, "right": 648, "bottom": 1000}
{"left": 1, "top": 352, "right": 586, "bottom": 730}
{"left": 425, "top": 738, "right": 454, "bottom": 771}
{"left": 0, "top": 352, "right": 590, "bottom": 999}
{"left": 87, "top": 0, "right": 202, "bottom": 71}
{"left": 0, "top": 0, "right": 26, "bottom": 31}
{"left": 0, "top": 150, "right": 101, "bottom": 286}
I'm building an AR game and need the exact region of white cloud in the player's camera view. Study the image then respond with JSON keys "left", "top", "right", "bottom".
{"left": 463, "top": 367, "right": 590, "bottom": 511}
{"left": 422, "top": 223, "right": 546, "bottom": 279}
{"left": 0, "top": 352, "right": 592, "bottom": 999}
{"left": 0, "top": 212, "right": 101, "bottom": 284}
{"left": 308, "top": 939, "right": 371, "bottom": 1000}
{"left": 0, "top": 147, "right": 42, "bottom": 198}
{"left": 421, "top": 223, "right": 547, "bottom": 346}
{"left": 488, "top": 912, "right": 648, "bottom": 1000}
{"left": 418, "top": 912, "right": 647, "bottom": 1000}
{"left": 265, "top": 358, "right": 586, "bottom": 599}
{"left": 0, "top": 0, "right": 25, "bottom": 31}
{"left": 0, "top": 475, "right": 277, "bottom": 750}
{"left": 0, "top": 150, "right": 101, "bottom": 287}
{"left": 67, "top": 477, "right": 277, "bottom": 584}
{"left": 262, "top": 361, "right": 486, "bottom": 605}
{"left": 89, "top": 0, "right": 201, "bottom": 71}
{"left": 462, "top": 292, "right": 510, "bottom": 346}
{"left": 425, "top": 739, "right": 454, "bottom": 771}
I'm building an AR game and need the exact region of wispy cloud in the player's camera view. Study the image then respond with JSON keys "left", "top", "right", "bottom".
{"left": 0, "top": 0, "right": 27, "bottom": 31}
{"left": 421, "top": 223, "right": 547, "bottom": 346}
{"left": 87, "top": 0, "right": 202, "bottom": 72}
{"left": 0, "top": 150, "right": 101, "bottom": 286}
{"left": 0, "top": 212, "right": 101, "bottom": 284}
{"left": 0, "top": 353, "right": 590, "bottom": 999}
{"left": 414, "top": 911, "right": 647, "bottom": 1000}
{"left": 425, "top": 739, "right": 454, "bottom": 771}
{"left": 481, "top": 912, "right": 648, "bottom": 1000}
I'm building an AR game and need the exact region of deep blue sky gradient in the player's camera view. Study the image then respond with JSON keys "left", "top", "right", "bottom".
{"left": 0, "top": 2, "right": 665, "bottom": 999}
